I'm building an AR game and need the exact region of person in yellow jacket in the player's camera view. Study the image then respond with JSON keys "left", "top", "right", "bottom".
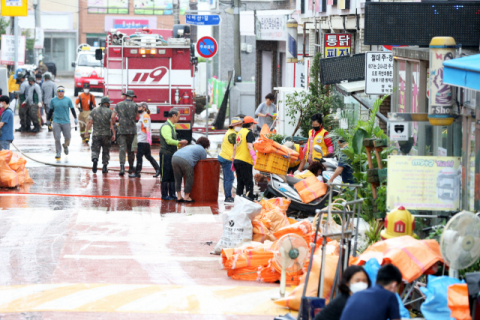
{"left": 232, "top": 116, "right": 257, "bottom": 200}
{"left": 218, "top": 117, "right": 242, "bottom": 203}
{"left": 304, "top": 113, "right": 333, "bottom": 164}
{"left": 8, "top": 69, "right": 21, "bottom": 100}
{"left": 284, "top": 141, "right": 306, "bottom": 174}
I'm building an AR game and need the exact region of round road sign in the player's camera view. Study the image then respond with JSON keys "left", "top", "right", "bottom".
{"left": 196, "top": 36, "right": 218, "bottom": 59}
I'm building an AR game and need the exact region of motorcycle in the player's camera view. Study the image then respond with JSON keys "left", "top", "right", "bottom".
{"left": 262, "top": 145, "right": 343, "bottom": 217}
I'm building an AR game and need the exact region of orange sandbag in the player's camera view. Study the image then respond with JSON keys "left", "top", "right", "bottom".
{"left": 221, "top": 242, "right": 274, "bottom": 270}
{"left": 255, "top": 124, "right": 299, "bottom": 161}
{"left": 351, "top": 236, "right": 443, "bottom": 283}
{"left": 0, "top": 158, "right": 19, "bottom": 188}
{"left": 262, "top": 197, "right": 291, "bottom": 214}
{"left": 252, "top": 220, "right": 277, "bottom": 243}
{"left": 8, "top": 153, "right": 27, "bottom": 171}
{"left": 294, "top": 177, "right": 327, "bottom": 204}
{"left": 227, "top": 266, "right": 260, "bottom": 281}
{"left": 0, "top": 150, "right": 13, "bottom": 163}
{"left": 257, "top": 263, "right": 281, "bottom": 283}
{"left": 262, "top": 207, "right": 289, "bottom": 233}
{"left": 274, "top": 241, "right": 340, "bottom": 310}
{"left": 274, "top": 220, "right": 313, "bottom": 240}
{"left": 448, "top": 284, "right": 472, "bottom": 320}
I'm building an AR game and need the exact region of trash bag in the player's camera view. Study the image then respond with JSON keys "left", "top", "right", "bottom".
{"left": 214, "top": 196, "right": 262, "bottom": 254}
{"left": 0, "top": 157, "right": 19, "bottom": 188}
{"left": 8, "top": 153, "right": 26, "bottom": 171}
{"left": 448, "top": 283, "right": 472, "bottom": 320}
{"left": 420, "top": 275, "right": 463, "bottom": 320}
{"left": 274, "top": 241, "right": 340, "bottom": 311}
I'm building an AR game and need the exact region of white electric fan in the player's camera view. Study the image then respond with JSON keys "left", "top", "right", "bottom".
{"left": 272, "top": 234, "right": 309, "bottom": 299}
{"left": 440, "top": 211, "right": 480, "bottom": 278}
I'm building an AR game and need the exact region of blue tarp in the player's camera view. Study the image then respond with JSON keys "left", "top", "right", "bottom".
{"left": 443, "top": 54, "right": 480, "bottom": 91}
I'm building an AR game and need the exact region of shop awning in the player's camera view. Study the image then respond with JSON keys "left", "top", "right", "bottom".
{"left": 443, "top": 54, "right": 480, "bottom": 91}
{"left": 335, "top": 80, "right": 365, "bottom": 96}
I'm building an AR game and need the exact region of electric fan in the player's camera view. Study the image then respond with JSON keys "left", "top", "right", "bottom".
{"left": 272, "top": 234, "right": 309, "bottom": 299}
{"left": 440, "top": 211, "right": 480, "bottom": 278}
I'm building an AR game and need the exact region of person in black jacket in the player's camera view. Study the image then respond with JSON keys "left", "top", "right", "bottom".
{"left": 314, "top": 265, "right": 371, "bottom": 320}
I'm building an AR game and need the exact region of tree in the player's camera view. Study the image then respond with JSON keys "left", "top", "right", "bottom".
{"left": 0, "top": 17, "right": 10, "bottom": 50}
{"left": 284, "top": 52, "right": 344, "bottom": 137}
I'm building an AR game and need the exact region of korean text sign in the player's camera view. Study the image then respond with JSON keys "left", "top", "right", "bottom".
{"left": 387, "top": 156, "right": 461, "bottom": 211}
{"left": 1, "top": 0, "right": 28, "bottom": 16}
{"left": 365, "top": 52, "right": 394, "bottom": 95}
{"left": 0, "top": 35, "right": 26, "bottom": 66}
{"left": 324, "top": 34, "right": 351, "bottom": 58}
{"left": 256, "top": 15, "right": 287, "bottom": 41}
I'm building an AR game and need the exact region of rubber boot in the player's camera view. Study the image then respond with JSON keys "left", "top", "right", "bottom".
{"left": 168, "top": 182, "right": 177, "bottom": 200}
{"left": 151, "top": 160, "right": 161, "bottom": 178}
{"left": 128, "top": 156, "right": 135, "bottom": 174}
{"left": 92, "top": 159, "right": 98, "bottom": 173}
{"left": 161, "top": 182, "right": 173, "bottom": 200}
{"left": 129, "top": 164, "right": 141, "bottom": 178}
{"left": 31, "top": 124, "right": 39, "bottom": 133}
{"left": 119, "top": 164, "right": 125, "bottom": 176}
{"left": 15, "top": 126, "right": 23, "bottom": 132}
{"left": 102, "top": 164, "right": 108, "bottom": 174}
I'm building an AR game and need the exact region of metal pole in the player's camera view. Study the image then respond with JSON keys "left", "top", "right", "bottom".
{"left": 233, "top": 0, "right": 242, "bottom": 79}
{"left": 174, "top": 0, "right": 180, "bottom": 25}
{"left": 14, "top": 17, "right": 19, "bottom": 71}
{"left": 206, "top": 59, "right": 209, "bottom": 138}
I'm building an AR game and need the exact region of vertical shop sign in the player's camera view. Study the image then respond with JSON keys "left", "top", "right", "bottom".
{"left": 365, "top": 52, "right": 393, "bottom": 95}
{"left": 324, "top": 34, "right": 351, "bottom": 58}
{"left": 0, "top": 35, "right": 26, "bottom": 65}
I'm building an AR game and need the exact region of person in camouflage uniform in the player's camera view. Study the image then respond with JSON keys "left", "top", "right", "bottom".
{"left": 111, "top": 90, "right": 138, "bottom": 176}
{"left": 85, "top": 97, "right": 115, "bottom": 174}
{"left": 15, "top": 72, "right": 29, "bottom": 132}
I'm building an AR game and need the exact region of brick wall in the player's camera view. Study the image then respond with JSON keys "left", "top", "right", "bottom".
{"left": 78, "top": 0, "right": 180, "bottom": 44}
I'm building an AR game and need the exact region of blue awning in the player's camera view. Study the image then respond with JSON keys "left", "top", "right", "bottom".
{"left": 443, "top": 54, "right": 480, "bottom": 91}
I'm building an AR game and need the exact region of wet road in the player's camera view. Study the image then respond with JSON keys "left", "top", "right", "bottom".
{"left": 0, "top": 79, "right": 287, "bottom": 319}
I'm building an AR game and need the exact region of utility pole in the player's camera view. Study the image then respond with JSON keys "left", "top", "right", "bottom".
{"left": 174, "top": 0, "right": 180, "bottom": 25}
{"left": 14, "top": 17, "right": 19, "bottom": 71}
{"left": 233, "top": 0, "right": 241, "bottom": 79}
{"left": 33, "top": 0, "right": 41, "bottom": 65}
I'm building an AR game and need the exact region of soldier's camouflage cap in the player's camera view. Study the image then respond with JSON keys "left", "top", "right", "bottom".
{"left": 99, "top": 97, "right": 111, "bottom": 105}
{"left": 122, "top": 90, "right": 137, "bottom": 98}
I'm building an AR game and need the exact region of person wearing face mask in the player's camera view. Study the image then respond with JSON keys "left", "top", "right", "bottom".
{"left": 75, "top": 83, "right": 96, "bottom": 143}
{"left": 340, "top": 264, "right": 402, "bottom": 320}
{"left": 218, "top": 117, "right": 242, "bottom": 203}
{"left": 129, "top": 102, "right": 160, "bottom": 178}
{"left": 314, "top": 265, "right": 370, "bottom": 320}
{"left": 25, "top": 76, "right": 43, "bottom": 133}
{"left": 304, "top": 113, "right": 333, "bottom": 164}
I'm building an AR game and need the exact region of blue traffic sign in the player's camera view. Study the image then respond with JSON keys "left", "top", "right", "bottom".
{"left": 186, "top": 15, "right": 221, "bottom": 26}
{"left": 196, "top": 36, "right": 218, "bottom": 59}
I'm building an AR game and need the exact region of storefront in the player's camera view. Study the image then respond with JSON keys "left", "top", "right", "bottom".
{"left": 389, "top": 47, "right": 479, "bottom": 212}
{"left": 43, "top": 31, "right": 76, "bottom": 76}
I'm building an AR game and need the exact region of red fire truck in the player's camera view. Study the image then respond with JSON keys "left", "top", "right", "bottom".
{"left": 98, "top": 25, "right": 196, "bottom": 141}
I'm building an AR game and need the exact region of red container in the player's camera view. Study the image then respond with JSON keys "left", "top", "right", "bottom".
{"left": 189, "top": 158, "right": 220, "bottom": 202}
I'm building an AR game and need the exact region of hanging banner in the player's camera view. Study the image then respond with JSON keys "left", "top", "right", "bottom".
{"left": 324, "top": 33, "right": 351, "bottom": 58}
{"left": 0, "top": 35, "right": 26, "bottom": 66}
{"left": 34, "top": 27, "right": 44, "bottom": 49}
{"left": 1, "top": 0, "right": 28, "bottom": 16}
{"left": 387, "top": 156, "right": 461, "bottom": 211}
{"left": 365, "top": 51, "right": 394, "bottom": 95}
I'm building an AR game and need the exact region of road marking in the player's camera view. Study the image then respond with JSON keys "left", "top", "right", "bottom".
{"left": 0, "top": 284, "right": 294, "bottom": 315}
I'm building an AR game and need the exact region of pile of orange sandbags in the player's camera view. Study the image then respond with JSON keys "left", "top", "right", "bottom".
{"left": 0, "top": 150, "right": 33, "bottom": 188}
{"left": 252, "top": 198, "right": 292, "bottom": 243}
{"left": 254, "top": 124, "right": 299, "bottom": 162}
